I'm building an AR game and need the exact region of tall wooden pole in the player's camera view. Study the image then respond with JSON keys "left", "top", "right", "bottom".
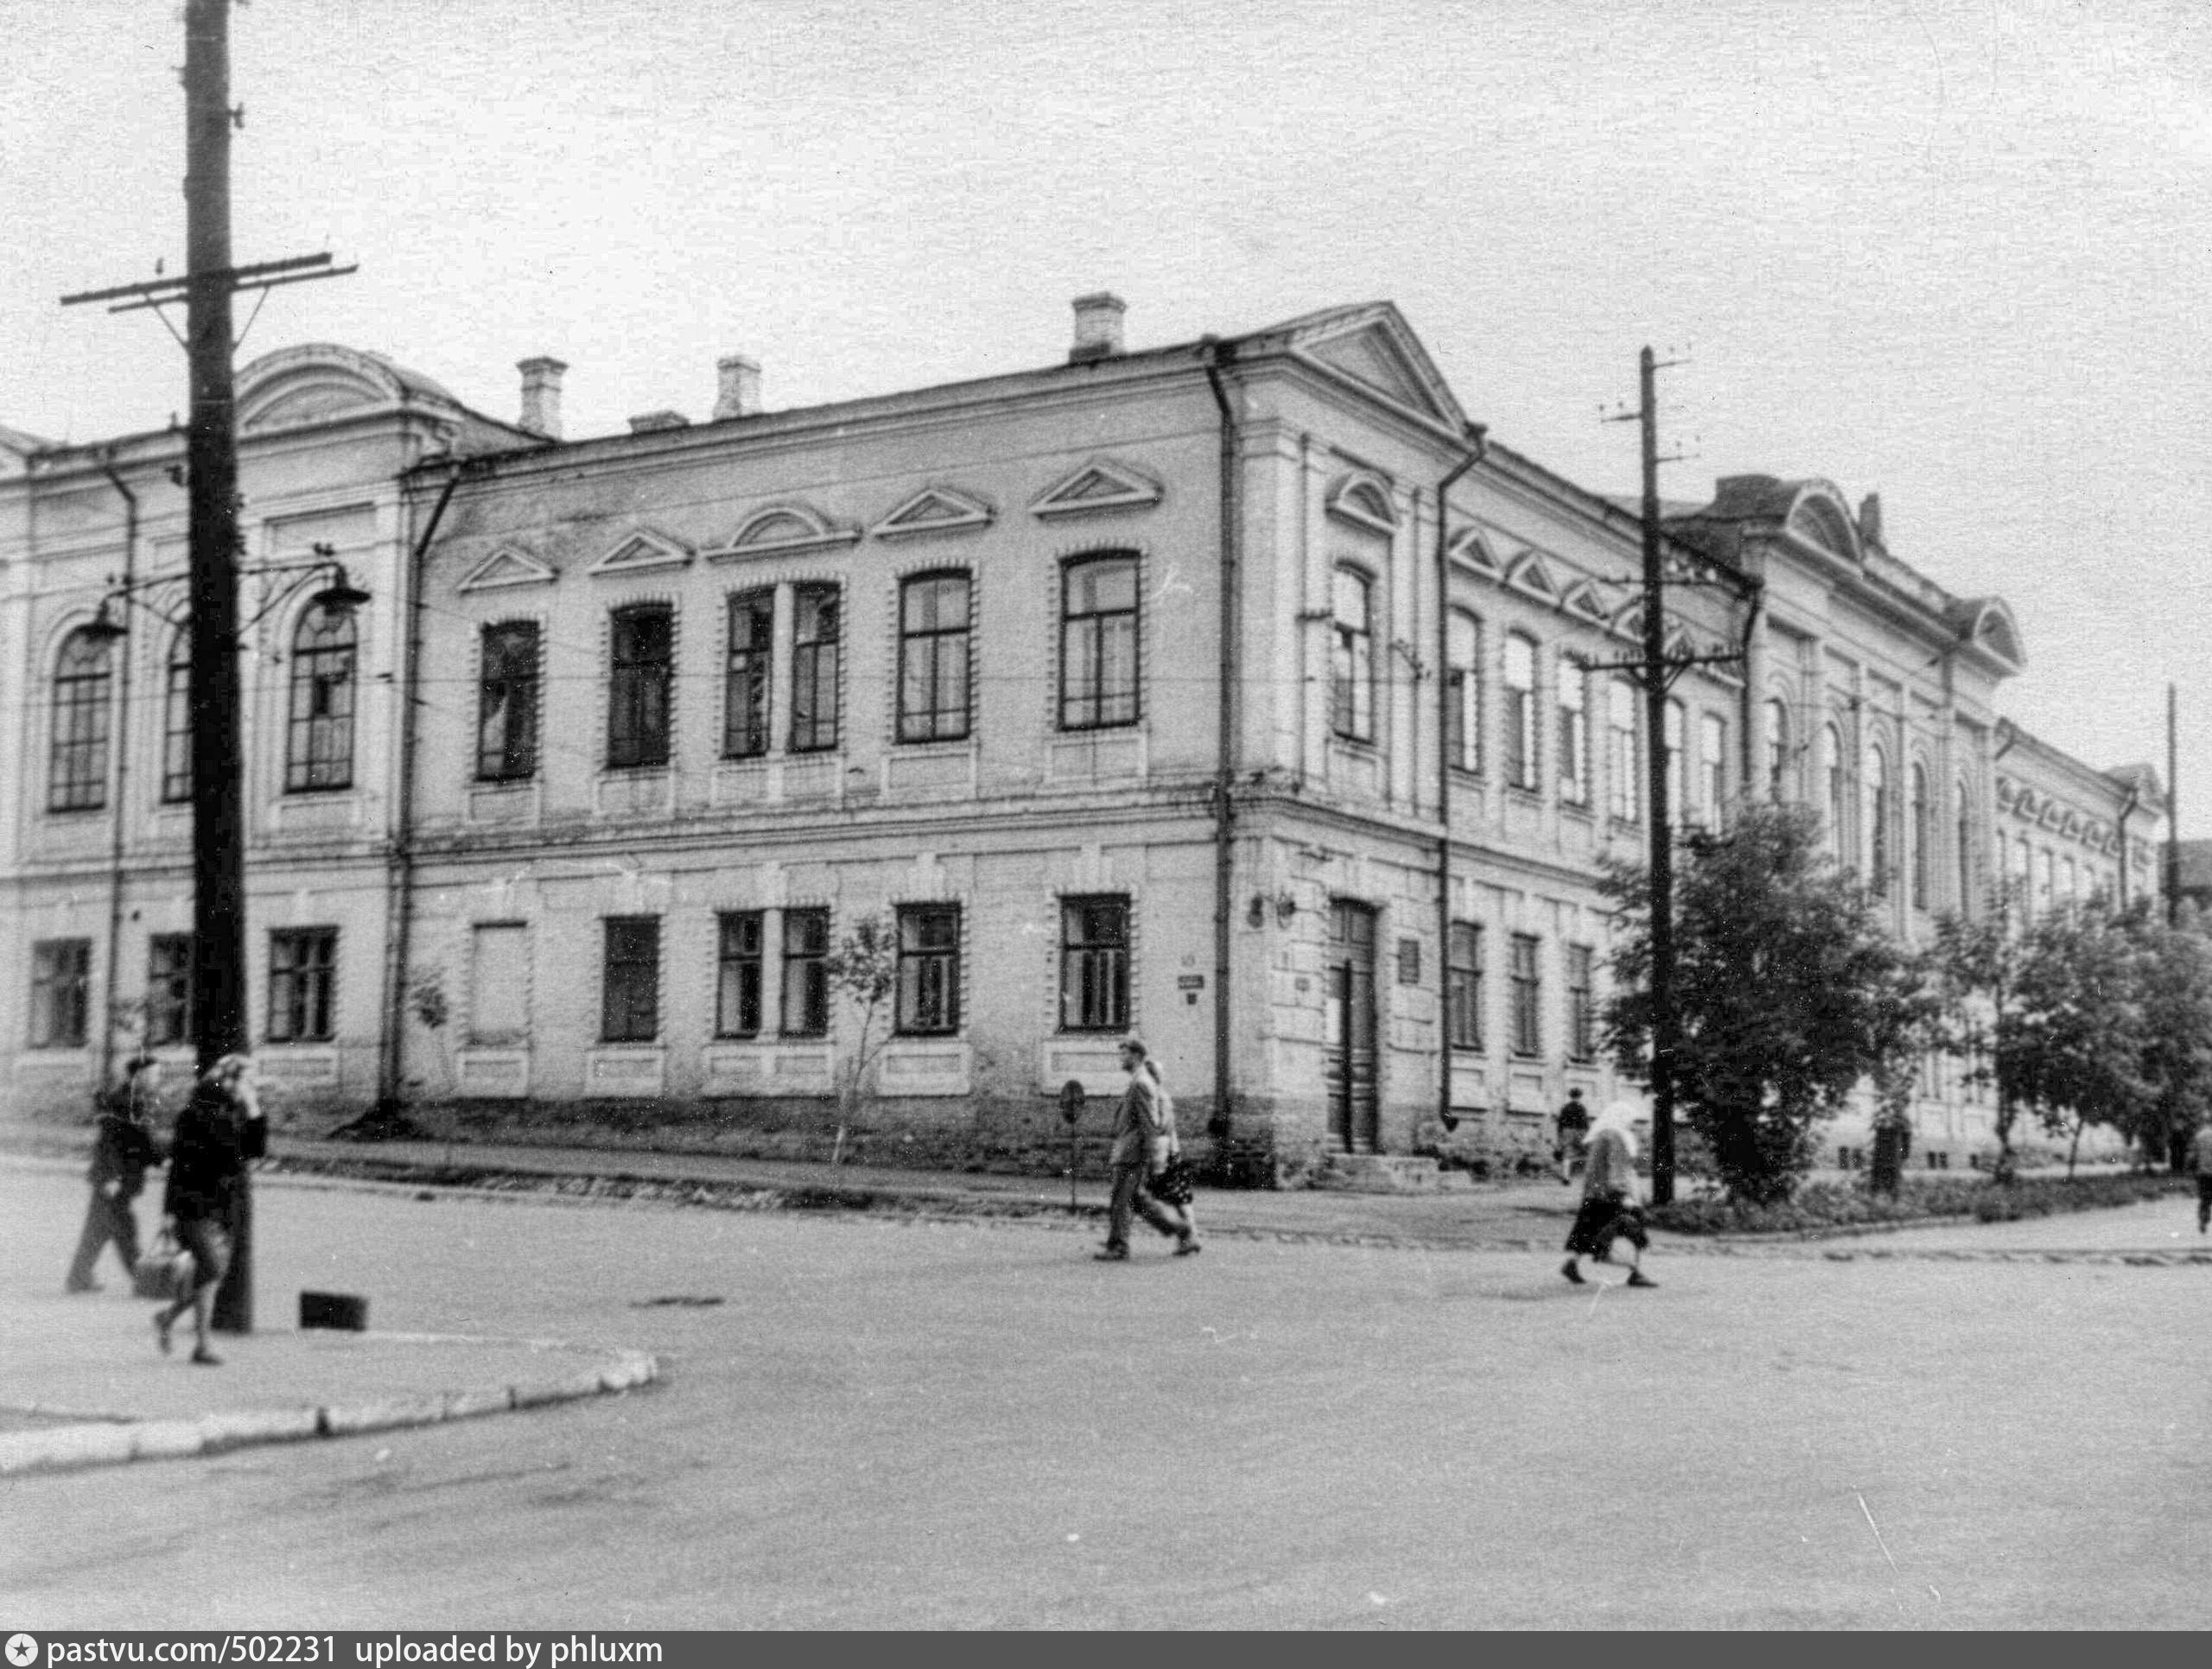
{"left": 2169, "top": 682, "right": 2180, "bottom": 928}
{"left": 186, "top": 0, "right": 254, "bottom": 1330}
{"left": 1639, "top": 346, "right": 1678, "bottom": 1205}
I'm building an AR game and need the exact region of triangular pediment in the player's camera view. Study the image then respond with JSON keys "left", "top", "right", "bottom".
{"left": 1561, "top": 581, "right": 1610, "bottom": 623}
{"left": 587, "top": 528, "right": 692, "bottom": 576}
{"left": 874, "top": 485, "right": 994, "bottom": 540}
{"left": 1031, "top": 459, "right": 1163, "bottom": 519}
{"left": 1447, "top": 528, "right": 1503, "bottom": 574}
{"left": 1505, "top": 550, "right": 1559, "bottom": 601}
{"left": 704, "top": 503, "right": 860, "bottom": 562}
{"left": 1300, "top": 320, "right": 1458, "bottom": 429}
{"left": 1611, "top": 603, "right": 1645, "bottom": 642}
{"left": 458, "top": 547, "right": 558, "bottom": 593}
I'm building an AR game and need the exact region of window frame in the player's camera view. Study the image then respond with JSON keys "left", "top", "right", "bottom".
{"left": 284, "top": 602, "right": 359, "bottom": 794}
{"left": 606, "top": 603, "right": 675, "bottom": 771}
{"left": 1866, "top": 743, "right": 1891, "bottom": 897}
{"left": 1446, "top": 611, "right": 1482, "bottom": 775}
{"left": 896, "top": 570, "right": 974, "bottom": 744}
{"left": 30, "top": 938, "right": 92, "bottom": 1049}
{"left": 1558, "top": 654, "right": 1589, "bottom": 806}
{"left": 1607, "top": 679, "right": 1640, "bottom": 823}
{"left": 788, "top": 584, "right": 842, "bottom": 754}
{"left": 599, "top": 915, "right": 661, "bottom": 1044}
{"left": 1566, "top": 943, "right": 1597, "bottom": 1063}
{"left": 266, "top": 926, "right": 339, "bottom": 1044}
{"left": 1058, "top": 894, "right": 1130, "bottom": 1033}
{"left": 146, "top": 932, "right": 194, "bottom": 1048}
{"left": 715, "top": 911, "right": 766, "bottom": 1038}
{"left": 1059, "top": 555, "right": 1141, "bottom": 732}
{"left": 162, "top": 630, "right": 194, "bottom": 804}
{"left": 894, "top": 903, "right": 962, "bottom": 1037}
{"left": 1446, "top": 920, "right": 1484, "bottom": 1051}
{"left": 1502, "top": 633, "right": 1539, "bottom": 791}
{"left": 779, "top": 907, "right": 830, "bottom": 1037}
{"left": 1330, "top": 566, "right": 1375, "bottom": 744}
{"left": 48, "top": 628, "right": 113, "bottom": 813}
{"left": 474, "top": 619, "right": 542, "bottom": 783}
{"left": 1509, "top": 932, "right": 1542, "bottom": 1059}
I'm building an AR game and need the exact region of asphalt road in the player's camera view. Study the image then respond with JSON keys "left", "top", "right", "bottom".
{"left": 5, "top": 1164, "right": 2209, "bottom": 1628}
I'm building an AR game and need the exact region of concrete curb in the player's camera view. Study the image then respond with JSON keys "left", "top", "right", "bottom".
{"left": 0, "top": 1340, "right": 658, "bottom": 1480}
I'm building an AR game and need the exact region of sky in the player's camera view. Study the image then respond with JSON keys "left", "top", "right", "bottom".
{"left": 6, "top": 0, "right": 2210, "bottom": 834}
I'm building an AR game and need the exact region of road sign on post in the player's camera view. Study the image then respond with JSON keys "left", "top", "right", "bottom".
{"left": 1058, "top": 1080, "right": 1085, "bottom": 1211}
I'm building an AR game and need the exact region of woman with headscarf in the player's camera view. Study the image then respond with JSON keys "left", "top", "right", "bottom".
{"left": 1560, "top": 1100, "right": 1656, "bottom": 1288}
{"left": 154, "top": 1053, "right": 266, "bottom": 1365}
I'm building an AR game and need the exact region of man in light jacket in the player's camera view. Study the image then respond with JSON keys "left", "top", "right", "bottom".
{"left": 1096, "top": 1038, "right": 1197, "bottom": 1261}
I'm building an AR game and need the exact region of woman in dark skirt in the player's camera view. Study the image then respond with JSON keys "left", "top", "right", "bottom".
{"left": 155, "top": 1053, "right": 265, "bottom": 1366}
{"left": 1560, "top": 1101, "right": 1656, "bottom": 1289}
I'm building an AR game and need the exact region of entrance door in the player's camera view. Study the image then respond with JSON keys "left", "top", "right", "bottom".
{"left": 1325, "top": 899, "right": 1379, "bottom": 1153}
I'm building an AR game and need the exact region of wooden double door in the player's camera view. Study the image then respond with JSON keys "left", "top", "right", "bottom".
{"left": 1324, "top": 899, "right": 1378, "bottom": 1153}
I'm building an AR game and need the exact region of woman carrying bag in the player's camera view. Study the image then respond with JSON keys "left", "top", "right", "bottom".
{"left": 154, "top": 1053, "right": 265, "bottom": 1366}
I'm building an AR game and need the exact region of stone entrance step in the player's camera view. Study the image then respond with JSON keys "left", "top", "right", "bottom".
{"left": 1313, "top": 1152, "right": 1472, "bottom": 1193}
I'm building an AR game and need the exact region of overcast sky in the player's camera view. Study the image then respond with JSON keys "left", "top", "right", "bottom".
{"left": 7, "top": 0, "right": 2209, "bottom": 834}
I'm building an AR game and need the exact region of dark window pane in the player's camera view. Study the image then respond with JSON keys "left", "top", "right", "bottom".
{"left": 724, "top": 592, "right": 773, "bottom": 758}
{"left": 286, "top": 605, "right": 357, "bottom": 792}
{"left": 780, "top": 908, "right": 830, "bottom": 1035}
{"left": 601, "top": 917, "right": 660, "bottom": 1042}
{"left": 607, "top": 606, "right": 674, "bottom": 769}
{"left": 48, "top": 630, "right": 112, "bottom": 812}
{"left": 476, "top": 621, "right": 541, "bottom": 781}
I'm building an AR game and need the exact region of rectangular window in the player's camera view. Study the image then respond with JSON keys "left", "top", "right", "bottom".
{"left": 1446, "top": 612, "right": 1480, "bottom": 773}
{"left": 1503, "top": 635, "right": 1538, "bottom": 790}
{"left": 600, "top": 917, "right": 660, "bottom": 1043}
{"left": 1608, "top": 681, "right": 1640, "bottom": 822}
{"left": 1446, "top": 923, "right": 1484, "bottom": 1051}
{"left": 1700, "top": 713, "right": 1727, "bottom": 827}
{"left": 896, "top": 904, "right": 961, "bottom": 1035}
{"left": 723, "top": 591, "right": 773, "bottom": 759}
{"left": 1331, "top": 568, "right": 1374, "bottom": 743}
{"left": 30, "top": 938, "right": 92, "bottom": 1049}
{"left": 267, "top": 927, "right": 338, "bottom": 1044}
{"left": 162, "top": 637, "right": 193, "bottom": 803}
{"left": 1559, "top": 658, "right": 1589, "bottom": 807}
{"left": 1060, "top": 556, "right": 1140, "bottom": 730}
{"left": 476, "top": 621, "right": 541, "bottom": 781}
{"left": 898, "top": 572, "right": 972, "bottom": 742}
{"left": 1567, "top": 944, "right": 1596, "bottom": 1063}
{"left": 607, "top": 605, "right": 673, "bottom": 769}
{"left": 468, "top": 923, "right": 530, "bottom": 1045}
{"left": 1510, "top": 933, "right": 1541, "bottom": 1058}
{"left": 789, "top": 586, "right": 841, "bottom": 753}
{"left": 780, "top": 908, "right": 830, "bottom": 1037}
{"left": 716, "top": 911, "right": 765, "bottom": 1038}
{"left": 146, "top": 933, "right": 194, "bottom": 1048}
{"left": 1059, "top": 895, "right": 1129, "bottom": 1031}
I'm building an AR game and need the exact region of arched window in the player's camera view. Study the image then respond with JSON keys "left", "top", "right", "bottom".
{"left": 162, "top": 630, "right": 193, "bottom": 803}
{"left": 1446, "top": 612, "right": 1481, "bottom": 773}
{"left": 1910, "top": 764, "right": 1932, "bottom": 911}
{"left": 1503, "top": 633, "right": 1538, "bottom": 790}
{"left": 48, "top": 627, "right": 113, "bottom": 812}
{"left": 286, "top": 602, "right": 358, "bottom": 792}
{"left": 1866, "top": 745, "right": 1891, "bottom": 897}
{"left": 1607, "top": 680, "right": 1639, "bottom": 822}
{"left": 2012, "top": 835, "right": 2033, "bottom": 920}
{"left": 1821, "top": 722, "right": 1846, "bottom": 855}
{"left": 2036, "top": 848, "right": 2055, "bottom": 913}
{"left": 1764, "top": 697, "right": 1791, "bottom": 800}
{"left": 1558, "top": 654, "right": 1588, "bottom": 806}
{"left": 1331, "top": 568, "right": 1374, "bottom": 743}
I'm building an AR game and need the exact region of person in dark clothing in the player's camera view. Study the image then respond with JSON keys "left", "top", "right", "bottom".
{"left": 65, "top": 1054, "right": 163, "bottom": 1292}
{"left": 155, "top": 1053, "right": 265, "bottom": 1366}
{"left": 1554, "top": 1088, "right": 1592, "bottom": 1184}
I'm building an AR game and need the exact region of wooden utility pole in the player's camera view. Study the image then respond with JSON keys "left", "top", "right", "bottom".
{"left": 63, "top": 0, "right": 352, "bottom": 1331}
{"left": 1637, "top": 346, "right": 1680, "bottom": 1206}
{"left": 2170, "top": 682, "right": 2180, "bottom": 928}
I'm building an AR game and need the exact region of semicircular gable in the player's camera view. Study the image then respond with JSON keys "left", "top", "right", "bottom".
{"left": 1968, "top": 600, "right": 2024, "bottom": 668}
{"left": 1326, "top": 472, "right": 1400, "bottom": 535}
{"left": 1785, "top": 485, "right": 1861, "bottom": 563}
{"left": 708, "top": 502, "right": 861, "bottom": 560}
{"left": 238, "top": 344, "right": 416, "bottom": 433}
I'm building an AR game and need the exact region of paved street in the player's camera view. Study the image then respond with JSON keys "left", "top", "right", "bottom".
{"left": 5, "top": 1157, "right": 2209, "bottom": 1628}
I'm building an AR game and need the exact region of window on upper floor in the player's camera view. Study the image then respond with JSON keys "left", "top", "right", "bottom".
{"left": 1608, "top": 680, "right": 1640, "bottom": 822}
{"left": 1059, "top": 895, "right": 1130, "bottom": 1032}
{"left": 1699, "top": 712, "right": 1727, "bottom": 827}
{"left": 1956, "top": 780, "right": 1974, "bottom": 909}
{"left": 476, "top": 621, "right": 541, "bottom": 783}
{"left": 1764, "top": 696, "right": 1792, "bottom": 802}
{"left": 789, "top": 585, "right": 841, "bottom": 754}
{"left": 162, "top": 631, "right": 193, "bottom": 804}
{"left": 1331, "top": 567, "right": 1374, "bottom": 744}
{"left": 1662, "top": 700, "right": 1685, "bottom": 824}
{"left": 723, "top": 590, "right": 774, "bottom": 760}
{"left": 48, "top": 628, "right": 112, "bottom": 813}
{"left": 1446, "top": 612, "right": 1481, "bottom": 774}
{"left": 30, "top": 938, "right": 92, "bottom": 1049}
{"left": 1559, "top": 657, "right": 1589, "bottom": 807}
{"left": 1060, "top": 555, "right": 1139, "bottom": 731}
{"left": 896, "top": 904, "right": 961, "bottom": 1036}
{"left": 1503, "top": 634, "right": 1538, "bottom": 791}
{"left": 898, "top": 571, "right": 972, "bottom": 744}
{"left": 607, "top": 604, "right": 673, "bottom": 770}
{"left": 1866, "top": 745, "right": 1891, "bottom": 898}
{"left": 1821, "top": 722, "right": 1847, "bottom": 855}
{"left": 1910, "top": 763, "right": 1933, "bottom": 911}
{"left": 285, "top": 603, "right": 357, "bottom": 793}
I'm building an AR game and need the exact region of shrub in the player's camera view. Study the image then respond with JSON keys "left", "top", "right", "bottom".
{"left": 1649, "top": 1171, "right": 2187, "bottom": 1236}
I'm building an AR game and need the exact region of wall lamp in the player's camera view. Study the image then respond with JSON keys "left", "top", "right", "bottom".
{"left": 1246, "top": 891, "right": 1298, "bottom": 928}
{"left": 79, "top": 543, "right": 370, "bottom": 642}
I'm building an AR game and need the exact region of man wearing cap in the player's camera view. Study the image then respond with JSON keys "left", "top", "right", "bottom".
{"left": 1096, "top": 1037, "right": 1198, "bottom": 1260}
{"left": 65, "top": 1053, "right": 162, "bottom": 1293}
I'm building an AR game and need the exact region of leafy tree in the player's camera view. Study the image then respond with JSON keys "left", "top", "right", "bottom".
{"left": 2000, "top": 897, "right": 2151, "bottom": 1177}
{"left": 822, "top": 914, "right": 899, "bottom": 1164}
{"left": 1928, "top": 894, "right": 2028, "bottom": 1177}
{"left": 2121, "top": 904, "right": 2212, "bottom": 1171}
{"left": 1604, "top": 803, "right": 1933, "bottom": 1204}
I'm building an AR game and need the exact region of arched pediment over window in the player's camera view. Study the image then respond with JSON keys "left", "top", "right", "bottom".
{"left": 1326, "top": 473, "right": 1400, "bottom": 536}
{"left": 704, "top": 502, "right": 861, "bottom": 562}
{"left": 1784, "top": 483, "right": 1862, "bottom": 564}
{"left": 238, "top": 344, "right": 464, "bottom": 433}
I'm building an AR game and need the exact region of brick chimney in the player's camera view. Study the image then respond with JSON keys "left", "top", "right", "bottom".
{"left": 627, "top": 410, "right": 690, "bottom": 435}
{"left": 517, "top": 357, "right": 568, "bottom": 440}
{"left": 1859, "top": 492, "right": 1885, "bottom": 548}
{"left": 714, "top": 353, "right": 761, "bottom": 421}
{"left": 1069, "top": 293, "right": 1126, "bottom": 364}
